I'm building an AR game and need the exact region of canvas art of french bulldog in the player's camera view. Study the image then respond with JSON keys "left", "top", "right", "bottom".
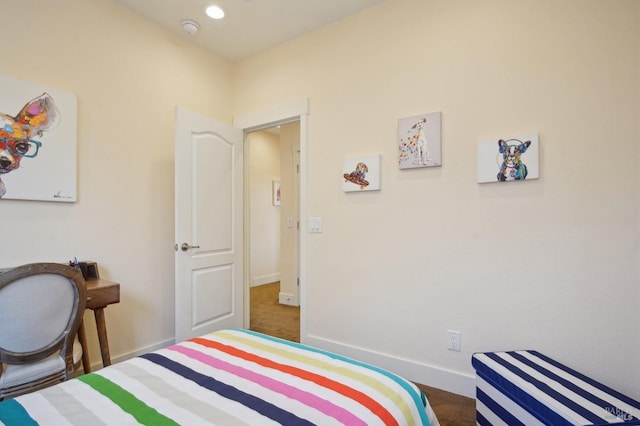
{"left": 497, "top": 138, "right": 531, "bottom": 181}
{"left": 0, "top": 93, "right": 58, "bottom": 198}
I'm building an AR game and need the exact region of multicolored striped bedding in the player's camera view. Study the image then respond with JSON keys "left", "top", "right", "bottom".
{"left": 0, "top": 329, "right": 438, "bottom": 425}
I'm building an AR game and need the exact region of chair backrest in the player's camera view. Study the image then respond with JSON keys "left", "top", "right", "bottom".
{"left": 0, "top": 263, "right": 86, "bottom": 367}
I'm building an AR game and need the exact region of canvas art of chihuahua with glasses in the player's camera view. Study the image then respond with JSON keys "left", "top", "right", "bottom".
{"left": 0, "top": 93, "right": 58, "bottom": 198}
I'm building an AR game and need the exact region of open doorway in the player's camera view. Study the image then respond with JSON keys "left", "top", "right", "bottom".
{"left": 246, "top": 122, "right": 300, "bottom": 341}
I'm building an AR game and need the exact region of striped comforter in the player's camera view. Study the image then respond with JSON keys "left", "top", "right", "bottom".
{"left": 0, "top": 329, "right": 438, "bottom": 425}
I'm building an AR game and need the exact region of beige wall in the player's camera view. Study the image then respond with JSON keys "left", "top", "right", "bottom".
{"left": 0, "top": 0, "right": 233, "bottom": 366}
{"left": 279, "top": 122, "right": 301, "bottom": 304}
{"left": 234, "top": 0, "right": 640, "bottom": 398}
{"left": 248, "top": 131, "right": 281, "bottom": 286}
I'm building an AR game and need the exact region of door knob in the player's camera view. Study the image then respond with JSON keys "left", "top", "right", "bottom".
{"left": 180, "top": 243, "right": 200, "bottom": 251}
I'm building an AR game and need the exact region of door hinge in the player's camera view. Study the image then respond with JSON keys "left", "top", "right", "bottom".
{"left": 297, "top": 277, "right": 300, "bottom": 286}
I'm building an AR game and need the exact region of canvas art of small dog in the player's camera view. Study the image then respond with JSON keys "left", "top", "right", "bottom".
{"left": 0, "top": 93, "right": 58, "bottom": 198}
{"left": 343, "top": 162, "right": 369, "bottom": 189}
{"left": 497, "top": 138, "right": 531, "bottom": 181}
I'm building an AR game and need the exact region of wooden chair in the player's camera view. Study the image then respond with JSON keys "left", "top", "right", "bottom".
{"left": 0, "top": 263, "right": 86, "bottom": 400}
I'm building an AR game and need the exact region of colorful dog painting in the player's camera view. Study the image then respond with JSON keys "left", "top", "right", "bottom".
{"left": 0, "top": 72, "right": 77, "bottom": 202}
{"left": 398, "top": 112, "right": 442, "bottom": 169}
{"left": 342, "top": 155, "right": 381, "bottom": 192}
{"left": 477, "top": 134, "right": 539, "bottom": 183}
{"left": 343, "top": 162, "right": 370, "bottom": 189}
{"left": 404, "top": 118, "right": 429, "bottom": 166}
{"left": 496, "top": 138, "right": 531, "bottom": 181}
{"left": 0, "top": 93, "right": 59, "bottom": 198}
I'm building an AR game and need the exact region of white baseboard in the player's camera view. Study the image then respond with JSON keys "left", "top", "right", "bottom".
{"left": 251, "top": 273, "right": 280, "bottom": 287}
{"left": 86, "top": 338, "right": 175, "bottom": 372}
{"left": 278, "top": 292, "right": 298, "bottom": 306}
{"left": 304, "top": 334, "right": 476, "bottom": 398}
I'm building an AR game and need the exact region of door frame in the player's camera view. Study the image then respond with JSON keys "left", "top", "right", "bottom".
{"left": 234, "top": 98, "right": 309, "bottom": 342}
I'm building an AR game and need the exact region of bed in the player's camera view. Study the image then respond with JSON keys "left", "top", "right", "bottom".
{"left": 0, "top": 328, "right": 439, "bottom": 425}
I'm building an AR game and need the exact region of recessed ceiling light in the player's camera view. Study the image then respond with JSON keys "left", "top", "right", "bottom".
{"left": 205, "top": 5, "right": 225, "bottom": 20}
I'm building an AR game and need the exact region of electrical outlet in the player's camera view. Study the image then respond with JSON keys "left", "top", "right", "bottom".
{"left": 447, "top": 330, "right": 461, "bottom": 351}
{"left": 309, "top": 217, "right": 322, "bottom": 233}
{"left": 279, "top": 294, "right": 295, "bottom": 305}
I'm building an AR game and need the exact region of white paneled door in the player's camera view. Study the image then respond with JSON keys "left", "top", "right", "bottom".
{"left": 174, "top": 107, "right": 243, "bottom": 342}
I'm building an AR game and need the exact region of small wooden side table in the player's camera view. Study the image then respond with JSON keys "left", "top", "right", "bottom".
{"left": 77, "top": 278, "right": 120, "bottom": 373}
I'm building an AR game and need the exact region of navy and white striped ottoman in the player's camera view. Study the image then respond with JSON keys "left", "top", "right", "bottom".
{"left": 472, "top": 351, "right": 640, "bottom": 425}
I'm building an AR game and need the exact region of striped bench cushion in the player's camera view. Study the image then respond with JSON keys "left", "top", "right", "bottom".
{"left": 472, "top": 351, "right": 640, "bottom": 425}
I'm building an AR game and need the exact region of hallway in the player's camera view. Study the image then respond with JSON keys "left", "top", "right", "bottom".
{"left": 249, "top": 282, "right": 300, "bottom": 342}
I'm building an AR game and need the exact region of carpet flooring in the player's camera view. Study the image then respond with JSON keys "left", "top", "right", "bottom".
{"left": 249, "top": 282, "right": 476, "bottom": 425}
{"left": 250, "top": 281, "right": 300, "bottom": 342}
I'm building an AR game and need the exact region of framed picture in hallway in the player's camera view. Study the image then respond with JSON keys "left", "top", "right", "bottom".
{"left": 272, "top": 180, "right": 281, "bottom": 206}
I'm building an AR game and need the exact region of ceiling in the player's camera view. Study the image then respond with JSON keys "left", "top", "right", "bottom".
{"left": 113, "top": 0, "right": 385, "bottom": 63}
